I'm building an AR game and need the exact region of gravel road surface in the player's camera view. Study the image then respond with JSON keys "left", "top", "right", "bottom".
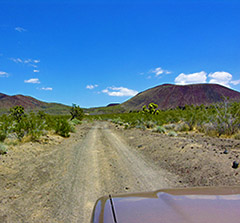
{"left": 0, "top": 122, "right": 179, "bottom": 223}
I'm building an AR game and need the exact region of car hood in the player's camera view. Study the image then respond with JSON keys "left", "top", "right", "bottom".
{"left": 91, "top": 187, "right": 240, "bottom": 223}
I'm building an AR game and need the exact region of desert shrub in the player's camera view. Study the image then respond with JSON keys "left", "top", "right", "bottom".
{"left": 168, "top": 131, "right": 178, "bottom": 137}
{"left": 233, "top": 133, "right": 240, "bottom": 140}
{"left": 68, "top": 121, "right": 76, "bottom": 133}
{"left": 154, "top": 126, "right": 166, "bottom": 133}
{"left": 0, "top": 114, "right": 12, "bottom": 142}
{"left": 175, "top": 122, "right": 190, "bottom": 132}
{"left": 13, "top": 116, "right": 30, "bottom": 140}
{"left": 145, "top": 121, "right": 155, "bottom": 129}
{"left": 136, "top": 125, "right": 146, "bottom": 130}
{"left": 124, "top": 123, "right": 130, "bottom": 129}
{"left": 0, "top": 143, "right": 7, "bottom": 155}
{"left": 27, "top": 112, "right": 46, "bottom": 141}
{"left": 208, "top": 99, "right": 240, "bottom": 136}
{"left": 55, "top": 118, "right": 71, "bottom": 137}
{"left": 0, "top": 132, "right": 7, "bottom": 142}
{"left": 70, "top": 118, "right": 82, "bottom": 126}
{"left": 112, "top": 118, "right": 122, "bottom": 124}
{"left": 163, "top": 123, "right": 176, "bottom": 130}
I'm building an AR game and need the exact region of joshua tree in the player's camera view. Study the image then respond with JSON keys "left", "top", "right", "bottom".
{"left": 70, "top": 104, "right": 84, "bottom": 121}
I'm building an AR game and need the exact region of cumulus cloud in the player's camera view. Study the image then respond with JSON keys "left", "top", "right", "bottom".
{"left": 0, "top": 71, "right": 9, "bottom": 77}
{"left": 231, "top": 79, "right": 240, "bottom": 85}
{"left": 208, "top": 71, "right": 233, "bottom": 87}
{"left": 151, "top": 67, "right": 171, "bottom": 77}
{"left": 15, "top": 27, "right": 26, "bottom": 32}
{"left": 175, "top": 71, "right": 207, "bottom": 85}
{"left": 40, "top": 87, "right": 52, "bottom": 91}
{"left": 174, "top": 70, "right": 240, "bottom": 88}
{"left": 24, "top": 78, "right": 40, "bottom": 84}
{"left": 102, "top": 87, "right": 138, "bottom": 97}
{"left": 86, "top": 84, "right": 98, "bottom": 90}
{"left": 33, "top": 70, "right": 40, "bottom": 73}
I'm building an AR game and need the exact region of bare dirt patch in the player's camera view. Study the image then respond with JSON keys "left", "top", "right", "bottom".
{"left": 113, "top": 123, "right": 240, "bottom": 187}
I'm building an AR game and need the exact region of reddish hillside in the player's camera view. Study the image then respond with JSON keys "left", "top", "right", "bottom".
{"left": 0, "top": 93, "right": 70, "bottom": 114}
{"left": 0, "top": 93, "right": 47, "bottom": 109}
{"left": 121, "top": 84, "right": 240, "bottom": 111}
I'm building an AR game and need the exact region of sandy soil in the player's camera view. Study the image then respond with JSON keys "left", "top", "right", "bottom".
{"left": 0, "top": 121, "right": 240, "bottom": 222}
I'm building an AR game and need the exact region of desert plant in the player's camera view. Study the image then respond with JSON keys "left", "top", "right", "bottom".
{"left": 233, "top": 133, "right": 240, "bottom": 140}
{"left": 9, "top": 105, "right": 25, "bottom": 123}
{"left": 145, "top": 121, "right": 155, "bottom": 129}
{"left": 70, "top": 118, "right": 82, "bottom": 126}
{"left": 168, "top": 131, "right": 178, "bottom": 137}
{"left": 154, "top": 126, "right": 166, "bottom": 133}
{"left": 70, "top": 104, "right": 84, "bottom": 121}
{"left": 136, "top": 125, "right": 146, "bottom": 130}
{"left": 55, "top": 118, "right": 71, "bottom": 137}
{"left": 0, "top": 143, "right": 7, "bottom": 155}
{"left": 27, "top": 112, "right": 45, "bottom": 141}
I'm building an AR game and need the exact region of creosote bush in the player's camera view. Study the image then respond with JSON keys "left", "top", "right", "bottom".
{"left": 55, "top": 118, "right": 71, "bottom": 137}
{"left": 0, "top": 105, "right": 83, "bottom": 142}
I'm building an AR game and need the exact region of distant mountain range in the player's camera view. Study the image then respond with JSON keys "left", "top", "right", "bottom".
{"left": 121, "top": 83, "right": 240, "bottom": 111}
{"left": 0, "top": 93, "right": 70, "bottom": 114}
{"left": 1, "top": 84, "right": 240, "bottom": 115}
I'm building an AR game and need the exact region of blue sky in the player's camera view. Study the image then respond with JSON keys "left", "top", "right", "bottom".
{"left": 0, "top": 0, "right": 240, "bottom": 108}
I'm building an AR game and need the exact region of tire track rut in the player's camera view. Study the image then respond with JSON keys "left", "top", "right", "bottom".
{"left": 55, "top": 122, "right": 178, "bottom": 222}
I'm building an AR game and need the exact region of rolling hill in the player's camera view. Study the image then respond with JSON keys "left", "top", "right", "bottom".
{"left": 121, "top": 83, "right": 240, "bottom": 111}
{"left": 0, "top": 93, "right": 71, "bottom": 115}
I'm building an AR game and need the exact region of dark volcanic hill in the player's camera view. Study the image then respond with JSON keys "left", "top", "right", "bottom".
{"left": 0, "top": 93, "right": 70, "bottom": 114}
{"left": 121, "top": 84, "right": 240, "bottom": 111}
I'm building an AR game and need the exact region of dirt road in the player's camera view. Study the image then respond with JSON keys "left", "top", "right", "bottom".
{"left": 2, "top": 121, "right": 239, "bottom": 222}
{"left": 0, "top": 122, "right": 180, "bottom": 223}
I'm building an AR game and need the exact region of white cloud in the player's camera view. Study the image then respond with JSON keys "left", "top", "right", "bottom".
{"left": 33, "top": 70, "right": 40, "bottom": 73}
{"left": 208, "top": 71, "right": 232, "bottom": 87}
{"left": 102, "top": 87, "right": 138, "bottom": 97}
{"left": 40, "top": 87, "right": 52, "bottom": 91}
{"left": 231, "top": 79, "right": 240, "bottom": 85}
{"left": 0, "top": 71, "right": 9, "bottom": 77}
{"left": 86, "top": 84, "right": 98, "bottom": 90}
{"left": 10, "top": 58, "right": 23, "bottom": 63}
{"left": 24, "top": 59, "right": 32, "bottom": 64}
{"left": 175, "top": 71, "right": 207, "bottom": 85}
{"left": 10, "top": 58, "right": 40, "bottom": 65}
{"left": 15, "top": 27, "right": 26, "bottom": 32}
{"left": 151, "top": 67, "right": 171, "bottom": 77}
{"left": 174, "top": 70, "right": 240, "bottom": 88}
{"left": 24, "top": 78, "right": 40, "bottom": 84}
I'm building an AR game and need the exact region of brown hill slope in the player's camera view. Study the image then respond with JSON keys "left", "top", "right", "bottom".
{"left": 0, "top": 93, "right": 70, "bottom": 114}
{"left": 121, "top": 84, "right": 240, "bottom": 111}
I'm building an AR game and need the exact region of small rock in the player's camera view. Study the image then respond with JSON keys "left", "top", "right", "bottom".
{"left": 223, "top": 149, "right": 228, "bottom": 154}
{"left": 232, "top": 161, "right": 239, "bottom": 169}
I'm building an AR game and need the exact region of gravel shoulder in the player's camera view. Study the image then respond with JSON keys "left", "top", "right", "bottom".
{"left": 1, "top": 121, "right": 240, "bottom": 223}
